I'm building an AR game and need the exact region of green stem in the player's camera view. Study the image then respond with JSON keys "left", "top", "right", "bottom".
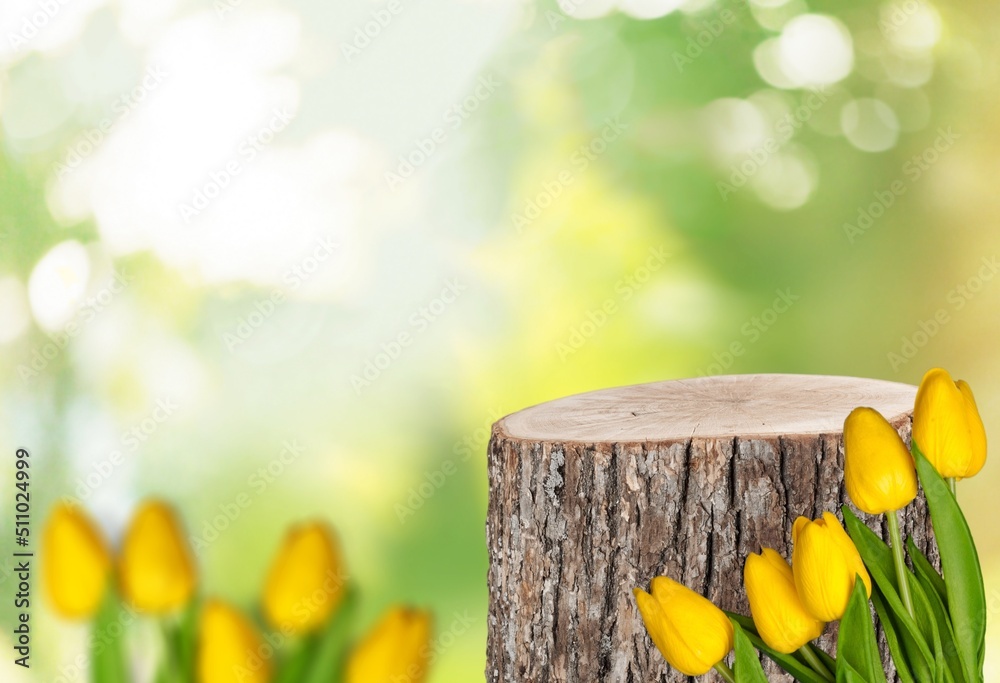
{"left": 274, "top": 637, "right": 313, "bottom": 683}
{"left": 713, "top": 661, "right": 736, "bottom": 683}
{"left": 798, "top": 644, "right": 834, "bottom": 682}
{"left": 159, "top": 619, "right": 183, "bottom": 683}
{"left": 948, "top": 477, "right": 957, "bottom": 497}
{"left": 886, "top": 510, "right": 916, "bottom": 620}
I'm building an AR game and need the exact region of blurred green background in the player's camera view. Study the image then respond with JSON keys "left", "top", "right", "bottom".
{"left": 2, "top": 0, "right": 1000, "bottom": 679}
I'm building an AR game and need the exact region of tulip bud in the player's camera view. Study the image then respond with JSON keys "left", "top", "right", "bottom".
{"left": 262, "top": 522, "right": 346, "bottom": 634}
{"left": 632, "top": 576, "right": 734, "bottom": 676}
{"left": 913, "top": 368, "right": 988, "bottom": 479}
{"left": 744, "top": 548, "right": 825, "bottom": 653}
{"left": 792, "top": 512, "right": 871, "bottom": 621}
{"left": 197, "top": 599, "right": 271, "bottom": 683}
{"left": 42, "top": 503, "right": 112, "bottom": 618}
{"left": 345, "top": 606, "right": 433, "bottom": 683}
{"left": 119, "top": 500, "right": 197, "bottom": 613}
{"left": 844, "top": 407, "right": 918, "bottom": 514}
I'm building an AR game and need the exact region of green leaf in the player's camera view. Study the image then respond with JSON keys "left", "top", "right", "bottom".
{"left": 300, "top": 586, "right": 359, "bottom": 683}
{"left": 726, "top": 613, "right": 830, "bottom": 683}
{"left": 836, "top": 577, "right": 887, "bottom": 683}
{"left": 909, "top": 571, "right": 947, "bottom": 683}
{"left": 910, "top": 570, "right": 967, "bottom": 683}
{"left": 870, "top": 590, "right": 916, "bottom": 683}
{"left": 841, "top": 507, "right": 895, "bottom": 581}
{"left": 731, "top": 621, "right": 770, "bottom": 683}
{"left": 92, "top": 589, "right": 129, "bottom": 683}
{"left": 837, "top": 660, "right": 872, "bottom": 683}
{"left": 812, "top": 643, "right": 837, "bottom": 677}
{"left": 913, "top": 444, "right": 986, "bottom": 683}
{"left": 906, "top": 538, "right": 948, "bottom": 609}
{"left": 842, "top": 507, "right": 935, "bottom": 678}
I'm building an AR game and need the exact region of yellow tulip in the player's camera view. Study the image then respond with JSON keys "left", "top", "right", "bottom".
{"left": 345, "top": 606, "right": 433, "bottom": 683}
{"left": 744, "top": 548, "right": 825, "bottom": 653}
{"left": 262, "top": 522, "right": 346, "bottom": 634}
{"left": 198, "top": 599, "right": 271, "bottom": 683}
{"left": 42, "top": 503, "right": 112, "bottom": 618}
{"left": 792, "top": 512, "right": 872, "bottom": 621}
{"left": 119, "top": 500, "right": 196, "bottom": 613}
{"left": 843, "top": 407, "right": 918, "bottom": 514}
{"left": 633, "top": 576, "right": 734, "bottom": 676}
{"left": 913, "top": 368, "right": 988, "bottom": 479}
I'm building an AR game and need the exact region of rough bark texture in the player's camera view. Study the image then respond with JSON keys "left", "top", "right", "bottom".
{"left": 485, "top": 376, "right": 937, "bottom": 683}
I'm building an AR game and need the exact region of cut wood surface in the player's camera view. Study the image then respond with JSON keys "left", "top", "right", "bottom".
{"left": 486, "top": 374, "right": 935, "bottom": 683}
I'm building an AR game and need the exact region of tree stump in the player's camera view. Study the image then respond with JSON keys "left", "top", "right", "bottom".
{"left": 486, "top": 374, "right": 937, "bottom": 683}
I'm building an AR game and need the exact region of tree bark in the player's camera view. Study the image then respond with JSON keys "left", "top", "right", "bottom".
{"left": 485, "top": 374, "right": 938, "bottom": 683}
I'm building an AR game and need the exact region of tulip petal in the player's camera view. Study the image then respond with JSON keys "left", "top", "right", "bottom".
{"left": 119, "top": 501, "right": 197, "bottom": 614}
{"left": 745, "top": 549, "right": 824, "bottom": 653}
{"left": 345, "top": 605, "right": 433, "bottom": 683}
{"left": 42, "top": 503, "right": 111, "bottom": 619}
{"left": 263, "top": 522, "right": 346, "bottom": 634}
{"left": 914, "top": 368, "right": 988, "bottom": 479}
{"left": 634, "top": 578, "right": 733, "bottom": 676}
{"left": 793, "top": 513, "right": 869, "bottom": 621}
{"left": 843, "top": 407, "right": 917, "bottom": 514}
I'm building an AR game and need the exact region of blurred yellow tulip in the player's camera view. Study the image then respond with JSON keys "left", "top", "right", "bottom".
{"left": 119, "top": 500, "right": 196, "bottom": 613}
{"left": 792, "top": 512, "right": 871, "bottom": 621}
{"left": 345, "top": 606, "right": 433, "bottom": 683}
{"left": 198, "top": 599, "right": 271, "bottom": 683}
{"left": 744, "top": 548, "right": 825, "bottom": 654}
{"left": 844, "top": 407, "right": 918, "bottom": 514}
{"left": 262, "top": 522, "right": 346, "bottom": 634}
{"left": 42, "top": 503, "right": 112, "bottom": 618}
{"left": 913, "top": 368, "right": 987, "bottom": 479}
{"left": 632, "top": 576, "right": 734, "bottom": 676}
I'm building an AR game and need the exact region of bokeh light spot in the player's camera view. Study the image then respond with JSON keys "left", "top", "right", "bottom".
{"left": 777, "top": 14, "right": 854, "bottom": 87}
{"left": 841, "top": 98, "right": 900, "bottom": 152}
{"left": 27, "top": 240, "right": 91, "bottom": 331}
